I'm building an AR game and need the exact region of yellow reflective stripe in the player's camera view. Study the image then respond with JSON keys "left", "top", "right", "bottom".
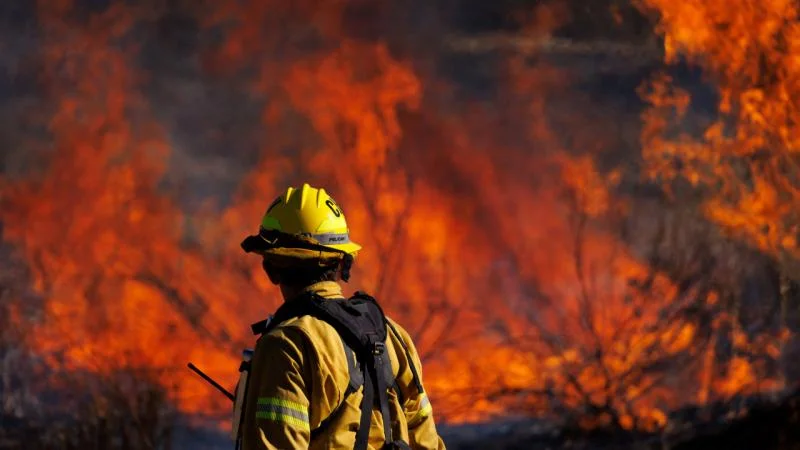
{"left": 420, "top": 401, "right": 433, "bottom": 416}
{"left": 408, "top": 394, "right": 433, "bottom": 426}
{"left": 257, "top": 397, "right": 308, "bottom": 413}
{"left": 255, "top": 411, "right": 310, "bottom": 431}
{"left": 255, "top": 397, "right": 309, "bottom": 430}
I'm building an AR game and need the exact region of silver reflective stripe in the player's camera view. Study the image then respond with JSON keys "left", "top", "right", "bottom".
{"left": 312, "top": 232, "right": 350, "bottom": 245}
{"left": 420, "top": 394, "right": 430, "bottom": 409}
{"left": 409, "top": 393, "right": 433, "bottom": 426}
{"left": 255, "top": 398, "right": 310, "bottom": 430}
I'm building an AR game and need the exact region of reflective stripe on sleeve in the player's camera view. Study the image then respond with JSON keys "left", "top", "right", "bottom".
{"left": 255, "top": 397, "right": 310, "bottom": 431}
{"left": 408, "top": 393, "right": 433, "bottom": 426}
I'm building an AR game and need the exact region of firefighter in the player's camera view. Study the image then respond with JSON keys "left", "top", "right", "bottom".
{"left": 238, "top": 183, "right": 447, "bottom": 450}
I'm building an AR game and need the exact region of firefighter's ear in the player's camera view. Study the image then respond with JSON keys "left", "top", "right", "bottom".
{"left": 261, "top": 259, "right": 280, "bottom": 285}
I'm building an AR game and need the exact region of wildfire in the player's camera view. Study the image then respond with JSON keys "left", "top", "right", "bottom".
{"left": 637, "top": 0, "right": 800, "bottom": 400}
{"left": 0, "top": 0, "right": 794, "bottom": 437}
{"left": 638, "top": 0, "right": 800, "bottom": 262}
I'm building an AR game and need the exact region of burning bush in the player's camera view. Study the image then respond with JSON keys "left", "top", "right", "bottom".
{"left": 0, "top": 368, "right": 178, "bottom": 450}
{"left": 0, "top": 0, "right": 797, "bottom": 447}
{"left": 0, "top": 256, "right": 178, "bottom": 449}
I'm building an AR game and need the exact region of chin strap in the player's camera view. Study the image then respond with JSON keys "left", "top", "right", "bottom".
{"left": 340, "top": 254, "right": 354, "bottom": 282}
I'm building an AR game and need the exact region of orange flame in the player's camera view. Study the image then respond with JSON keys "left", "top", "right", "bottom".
{"left": 638, "top": 0, "right": 800, "bottom": 261}
{"left": 636, "top": 0, "right": 799, "bottom": 412}
{"left": 0, "top": 0, "right": 793, "bottom": 434}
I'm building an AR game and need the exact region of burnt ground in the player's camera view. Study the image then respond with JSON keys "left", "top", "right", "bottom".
{"left": 441, "top": 387, "right": 800, "bottom": 450}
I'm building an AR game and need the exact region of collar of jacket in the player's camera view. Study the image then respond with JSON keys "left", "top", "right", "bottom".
{"left": 290, "top": 281, "right": 345, "bottom": 301}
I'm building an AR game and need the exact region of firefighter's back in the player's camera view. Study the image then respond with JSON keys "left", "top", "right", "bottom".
{"left": 242, "top": 298, "right": 445, "bottom": 450}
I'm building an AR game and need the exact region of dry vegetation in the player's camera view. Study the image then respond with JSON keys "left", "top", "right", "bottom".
{"left": 0, "top": 259, "right": 178, "bottom": 450}
{"left": 1, "top": 0, "right": 800, "bottom": 449}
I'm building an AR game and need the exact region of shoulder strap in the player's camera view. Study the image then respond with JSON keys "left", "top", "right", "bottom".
{"left": 252, "top": 292, "right": 407, "bottom": 449}
{"left": 385, "top": 320, "right": 424, "bottom": 395}
{"left": 355, "top": 292, "right": 425, "bottom": 396}
{"left": 305, "top": 294, "right": 396, "bottom": 449}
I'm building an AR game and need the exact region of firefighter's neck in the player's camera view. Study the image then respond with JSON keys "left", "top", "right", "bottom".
{"left": 280, "top": 280, "right": 344, "bottom": 302}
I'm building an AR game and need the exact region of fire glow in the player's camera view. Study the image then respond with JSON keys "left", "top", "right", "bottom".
{"left": 0, "top": 0, "right": 795, "bottom": 434}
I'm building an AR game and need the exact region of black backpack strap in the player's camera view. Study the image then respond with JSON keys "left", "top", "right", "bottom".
{"left": 252, "top": 292, "right": 410, "bottom": 449}
{"left": 354, "top": 354, "right": 375, "bottom": 450}
{"left": 310, "top": 334, "right": 405, "bottom": 443}
{"left": 371, "top": 342, "right": 394, "bottom": 448}
{"left": 312, "top": 296, "right": 397, "bottom": 448}
{"left": 356, "top": 291, "right": 424, "bottom": 397}
{"left": 385, "top": 320, "right": 424, "bottom": 395}
{"left": 250, "top": 317, "right": 272, "bottom": 336}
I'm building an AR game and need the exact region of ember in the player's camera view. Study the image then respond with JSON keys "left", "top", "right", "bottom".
{"left": 0, "top": 0, "right": 797, "bottom": 448}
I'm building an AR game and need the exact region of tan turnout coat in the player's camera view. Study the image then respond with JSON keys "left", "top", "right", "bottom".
{"left": 241, "top": 281, "right": 447, "bottom": 450}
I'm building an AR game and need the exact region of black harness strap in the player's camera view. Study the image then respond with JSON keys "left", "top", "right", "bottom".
{"left": 250, "top": 317, "right": 270, "bottom": 336}
{"left": 386, "top": 321, "right": 425, "bottom": 394}
{"left": 392, "top": 380, "right": 405, "bottom": 406}
{"left": 312, "top": 297, "right": 396, "bottom": 448}
{"left": 252, "top": 292, "right": 420, "bottom": 449}
{"left": 354, "top": 356, "right": 375, "bottom": 450}
{"left": 371, "top": 342, "right": 394, "bottom": 447}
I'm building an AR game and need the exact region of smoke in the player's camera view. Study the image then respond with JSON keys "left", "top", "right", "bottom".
{"left": 0, "top": 0, "right": 660, "bottom": 204}
{"left": 2, "top": 0, "right": 791, "bottom": 432}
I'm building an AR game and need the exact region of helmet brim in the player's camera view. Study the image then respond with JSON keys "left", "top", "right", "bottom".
{"left": 241, "top": 232, "right": 361, "bottom": 256}
{"left": 326, "top": 240, "right": 362, "bottom": 255}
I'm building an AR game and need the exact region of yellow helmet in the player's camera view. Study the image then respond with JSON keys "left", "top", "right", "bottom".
{"left": 241, "top": 183, "right": 361, "bottom": 266}
{"left": 261, "top": 183, "right": 361, "bottom": 254}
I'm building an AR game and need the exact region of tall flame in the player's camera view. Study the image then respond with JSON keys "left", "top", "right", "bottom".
{"left": 636, "top": 0, "right": 799, "bottom": 411}
{"left": 638, "top": 0, "right": 800, "bottom": 263}
{"left": 0, "top": 0, "right": 794, "bottom": 433}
